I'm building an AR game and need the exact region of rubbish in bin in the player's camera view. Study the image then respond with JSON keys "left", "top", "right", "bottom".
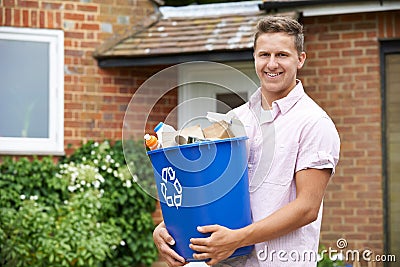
{"left": 144, "top": 134, "right": 160, "bottom": 151}
{"left": 154, "top": 122, "right": 177, "bottom": 148}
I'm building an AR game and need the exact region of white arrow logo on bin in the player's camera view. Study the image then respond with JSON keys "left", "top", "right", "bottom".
{"left": 161, "top": 167, "right": 182, "bottom": 209}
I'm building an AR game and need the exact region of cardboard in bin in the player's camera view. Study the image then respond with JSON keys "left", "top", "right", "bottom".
{"left": 203, "top": 120, "right": 234, "bottom": 139}
{"left": 147, "top": 137, "right": 253, "bottom": 262}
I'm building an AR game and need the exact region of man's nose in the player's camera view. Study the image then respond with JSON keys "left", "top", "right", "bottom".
{"left": 267, "top": 55, "right": 278, "bottom": 69}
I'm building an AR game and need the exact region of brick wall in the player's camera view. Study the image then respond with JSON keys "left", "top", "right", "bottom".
{"left": 0, "top": 0, "right": 175, "bottom": 154}
{"left": 301, "top": 11, "right": 400, "bottom": 258}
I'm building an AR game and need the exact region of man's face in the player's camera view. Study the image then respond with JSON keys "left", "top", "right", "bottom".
{"left": 254, "top": 32, "right": 306, "bottom": 103}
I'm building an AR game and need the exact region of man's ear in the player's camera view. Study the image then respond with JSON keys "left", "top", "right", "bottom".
{"left": 297, "top": 52, "right": 307, "bottom": 69}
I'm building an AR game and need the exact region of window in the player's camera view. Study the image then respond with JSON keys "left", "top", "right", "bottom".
{"left": 0, "top": 27, "right": 64, "bottom": 155}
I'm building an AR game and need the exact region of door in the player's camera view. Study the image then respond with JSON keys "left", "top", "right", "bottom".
{"left": 177, "top": 61, "right": 259, "bottom": 129}
{"left": 382, "top": 40, "right": 400, "bottom": 266}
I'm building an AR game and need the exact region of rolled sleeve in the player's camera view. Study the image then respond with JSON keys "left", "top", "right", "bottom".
{"left": 295, "top": 116, "right": 340, "bottom": 175}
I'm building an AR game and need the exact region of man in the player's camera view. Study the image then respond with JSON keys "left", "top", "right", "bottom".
{"left": 153, "top": 16, "right": 340, "bottom": 267}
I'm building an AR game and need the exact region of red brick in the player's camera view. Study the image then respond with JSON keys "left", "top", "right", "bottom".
{"left": 330, "top": 23, "right": 353, "bottom": 31}
{"left": 18, "top": 0, "right": 39, "bottom": 8}
{"left": 4, "top": 0, "right": 15, "bottom": 6}
{"left": 342, "top": 32, "right": 364, "bottom": 39}
{"left": 5, "top": 8, "right": 12, "bottom": 25}
{"left": 318, "top": 51, "right": 340, "bottom": 58}
{"left": 41, "top": 2, "right": 63, "bottom": 10}
{"left": 330, "top": 41, "right": 352, "bottom": 50}
{"left": 64, "top": 12, "right": 85, "bottom": 21}
{"left": 342, "top": 49, "right": 363, "bottom": 57}
{"left": 80, "top": 23, "right": 100, "bottom": 30}
{"left": 13, "top": 8, "right": 21, "bottom": 25}
{"left": 77, "top": 4, "right": 98, "bottom": 12}
{"left": 319, "top": 33, "right": 340, "bottom": 41}
{"left": 318, "top": 68, "right": 340, "bottom": 75}
{"left": 30, "top": 9, "right": 37, "bottom": 26}
{"left": 39, "top": 10, "right": 44, "bottom": 27}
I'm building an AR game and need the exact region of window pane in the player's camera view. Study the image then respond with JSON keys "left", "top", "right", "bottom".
{"left": 0, "top": 39, "right": 49, "bottom": 138}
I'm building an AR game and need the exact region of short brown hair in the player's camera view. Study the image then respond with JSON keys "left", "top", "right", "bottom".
{"left": 254, "top": 16, "right": 304, "bottom": 55}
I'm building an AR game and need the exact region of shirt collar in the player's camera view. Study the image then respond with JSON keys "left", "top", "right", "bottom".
{"left": 249, "top": 80, "right": 305, "bottom": 121}
{"left": 273, "top": 80, "right": 305, "bottom": 116}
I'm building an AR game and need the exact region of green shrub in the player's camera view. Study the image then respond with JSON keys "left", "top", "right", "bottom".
{"left": 0, "top": 139, "right": 158, "bottom": 267}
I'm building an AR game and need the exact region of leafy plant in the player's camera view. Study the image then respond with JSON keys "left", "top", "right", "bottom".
{"left": 0, "top": 139, "right": 158, "bottom": 267}
{"left": 60, "top": 140, "right": 158, "bottom": 267}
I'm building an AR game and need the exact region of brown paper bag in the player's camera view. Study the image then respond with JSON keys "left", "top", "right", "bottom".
{"left": 203, "top": 120, "right": 234, "bottom": 139}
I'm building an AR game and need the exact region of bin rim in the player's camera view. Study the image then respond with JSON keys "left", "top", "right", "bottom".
{"left": 147, "top": 136, "right": 248, "bottom": 155}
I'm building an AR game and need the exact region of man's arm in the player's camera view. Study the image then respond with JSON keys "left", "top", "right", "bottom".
{"left": 189, "top": 168, "right": 331, "bottom": 265}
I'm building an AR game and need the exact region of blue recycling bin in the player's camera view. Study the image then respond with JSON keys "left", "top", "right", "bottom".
{"left": 147, "top": 136, "right": 253, "bottom": 262}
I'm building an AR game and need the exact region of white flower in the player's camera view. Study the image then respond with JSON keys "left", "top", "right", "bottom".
{"left": 30, "top": 195, "right": 39, "bottom": 201}
{"left": 82, "top": 156, "right": 87, "bottom": 161}
{"left": 64, "top": 200, "right": 69, "bottom": 205}
{"left": 126, "top": 180, "right": 132, "bottom": 188}
{"left": 120, "top": 240, "right": 126, "bottom": 246}
{"left": 91, "top": 150, "right": 95, "bottom": 155}
{"left": 93, "top": 180, "right": 100, "bottom": 188}
{"left": 113, "top": 170, "right": 119, "bottom": 178}
{"left": 94, "top": 159, "right": 99, "bottom": 165}
{"left": 132, "top": 175, "right": 138, "bottom": 182}
{"left": 115, "top": 162, "right": 120, "bottom": 168}
{"left": 20, "top": 194, "right": 26, "bottom": 200}
{"left": 107, "top": 168, "right": 112, "bottom": 173}
{"left": 68, "top": 186, "right": 76, "bottom": 192}
{"left": 96, "top": 174, "right": 105, "bottom": 183}
{"left": 81, "top": 180, "right": 86, "bottom": 185}
{"left": 101, "top": 165, "right": 107, "bottom": 170}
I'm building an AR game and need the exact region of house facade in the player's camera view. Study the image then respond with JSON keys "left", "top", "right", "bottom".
{"left": 1, "top": 0, "right": 400, "bottom": 266}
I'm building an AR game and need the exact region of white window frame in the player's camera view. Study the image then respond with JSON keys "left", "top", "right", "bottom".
{"left": 0, "top": 27, "right": 64, "bottom": 155}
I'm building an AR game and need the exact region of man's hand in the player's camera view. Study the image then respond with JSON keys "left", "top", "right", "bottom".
{"left": 189, "top": 225, "right": 243, "bottom": 265}
{"left": 153, "top": 221, "right": 187, "bottom": 267}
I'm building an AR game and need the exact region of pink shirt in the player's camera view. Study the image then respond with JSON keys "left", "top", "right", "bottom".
{"left": 229, "top": 81, "right": 340, "bottom": 267}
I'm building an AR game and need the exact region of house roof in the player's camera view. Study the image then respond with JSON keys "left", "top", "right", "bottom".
{"left": 96, "top": 12, "right": 264, "bottom": 58}
{"left": 94, "top": 2, "right": 299, "bottom": 67}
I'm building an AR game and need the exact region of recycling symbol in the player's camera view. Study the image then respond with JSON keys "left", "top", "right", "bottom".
{"left": 161, "top": 167, "right": 182, "bottom": 209}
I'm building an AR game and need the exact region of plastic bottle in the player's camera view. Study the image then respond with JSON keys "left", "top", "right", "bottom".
{"left": 154, "top": 122, "right": 176, "bottom": 147}
{"left": 144, "top": 134, "right": 160, "bottom": 150}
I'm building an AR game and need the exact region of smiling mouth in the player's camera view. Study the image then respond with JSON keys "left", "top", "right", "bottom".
{"left": 265, "top": 72, "right": 283, "bottom": 78}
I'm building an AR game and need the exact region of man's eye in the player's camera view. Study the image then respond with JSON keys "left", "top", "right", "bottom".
{"left": 277, "top": 53, "right": 287, "bottom": 57}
